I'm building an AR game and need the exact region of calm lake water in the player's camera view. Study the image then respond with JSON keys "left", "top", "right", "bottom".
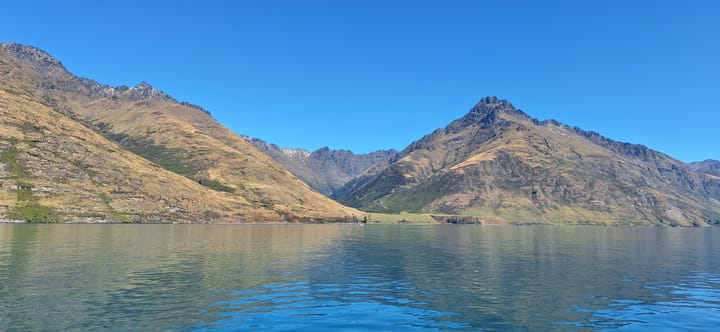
{"left": 1, "top": 224, "right": 719, "bottom": 331}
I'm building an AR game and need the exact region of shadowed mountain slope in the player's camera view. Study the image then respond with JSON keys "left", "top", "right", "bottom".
{"left": 250, "top": 138, "right": 397, "bottom": 196}
{"left": 336, "top": 97, "right": 720, "bottom": 226}
{"left": 690, "top": 160, "right": 720, "bottom": 178}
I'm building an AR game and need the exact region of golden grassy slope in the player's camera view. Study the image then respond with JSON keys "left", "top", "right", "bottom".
{"left": 443, "top": 115, "right": 720, "bottom": 225}
{"left": 68, "top": 97, "right": 359, "bottom": 220}
{"left": 0, "top": 43, "right": 359, "bottom": 222}
{"left": 0, "top": 89, "right": 281, "bottom": 222}
{"left": 340, "top": 99, "right": 720, "bottom": 226}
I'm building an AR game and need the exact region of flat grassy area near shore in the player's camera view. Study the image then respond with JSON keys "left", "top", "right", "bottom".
{"left": 361, "top": 212, "right": 437, "bottom": 224}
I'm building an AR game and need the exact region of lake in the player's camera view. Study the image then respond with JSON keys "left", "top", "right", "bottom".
{"left": 1, "top": 224, "right": 719, "bottom": 331}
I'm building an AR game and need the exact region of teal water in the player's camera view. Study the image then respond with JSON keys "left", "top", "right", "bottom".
{"left": 0, "top": 224, "right": 718, "bottom": 331}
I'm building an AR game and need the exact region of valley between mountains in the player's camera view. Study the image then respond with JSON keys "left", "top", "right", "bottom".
{"left": 1, "top": 43, "right": 719, "bottom": 225}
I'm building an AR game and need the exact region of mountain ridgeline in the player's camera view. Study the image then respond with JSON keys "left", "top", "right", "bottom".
{"left": 333, "top": 97, "right": 720, "bottom": 226}
{"left": 0, "top": 43, "right": 358, "bottom": 222}
{"left": 690, "top": 160, "right": 720, "bottom": 178}
{"left": 249, "top": 138, "right": 397, "bottom": 197}
{"left": 1, "top": 42, "right": 718, "bottom": 225}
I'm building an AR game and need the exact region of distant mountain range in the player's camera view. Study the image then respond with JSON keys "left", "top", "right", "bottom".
{"left": 1, "top": 42, "right": 718, "bottom": 225}
{"left": 249, "top": 139, "right": 397, "bottom": 196}
{"left": 0, "top": 43, "right": 357, "bottom": 222}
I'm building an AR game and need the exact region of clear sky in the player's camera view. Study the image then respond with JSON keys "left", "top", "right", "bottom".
{"left": 2, "top": 0, "right": 718, "bottom": 161}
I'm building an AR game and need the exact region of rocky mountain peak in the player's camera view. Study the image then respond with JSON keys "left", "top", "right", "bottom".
{"left": 281, "top": 148, "right": 311, "bottom": 159}
{"left": 443, "top": 96, "right": 528, "bottom": 134}
{"left": 468, "top": 96, "right": 528, "bottom": 119}
{"left": 1, "top": 43, "right": 177, "bottom": 103}
{"left": 0, "top": 43, "right": 66, "bottom": 74}
{"left": 135, "top": 81, "right": 153, "bottom": 90}
{"left": 471, "top": 96, "right": 510, "bottom": 110}
{"left": 124, "top": 81, "right": 173, "bottom": 102}
{"left": 311, "top": 147, "right": 349, "bottom": 160}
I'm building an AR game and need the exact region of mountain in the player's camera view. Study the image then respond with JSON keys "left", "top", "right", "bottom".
{"left": 689, "top": 160, "right": 720, "bottom": 178}
{"left": 0, "top": 42, "right": 358, "bottom": 222}
{"left": 250, "top": 138, "right": 398, "bottom": 196}
{"left": 336, "top": 97, "right": 720, "bottom": 226}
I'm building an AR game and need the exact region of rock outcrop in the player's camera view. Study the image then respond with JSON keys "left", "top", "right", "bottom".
{"left": 690, "top": 160, "right": 720, "bottom": 178}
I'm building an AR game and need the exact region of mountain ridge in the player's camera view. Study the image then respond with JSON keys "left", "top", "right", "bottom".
{"left": 2, "top": 42, "right": 718, "bottom": 225}
{"left": 249, "top": 137, "right": 397, "bottom": 196}
{"left": 0, "top": 42, "right": 358, "bottom": 222}
{"left": 0, "top": 43, "right": 208, "bottom": 110}
{"left": 336, "top": 97, "right": 720, "bottom": 226}
{"left": 690, "top": 160, "right": 720, "bottom": 178}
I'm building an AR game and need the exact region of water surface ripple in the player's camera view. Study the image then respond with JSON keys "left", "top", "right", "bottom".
{"left": 0, "top": 224, "right": 718, "bottom": 331}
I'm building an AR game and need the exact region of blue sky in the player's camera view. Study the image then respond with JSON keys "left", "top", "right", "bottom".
{"left": 2, "top": 1, "right": 718, "bottom": 161}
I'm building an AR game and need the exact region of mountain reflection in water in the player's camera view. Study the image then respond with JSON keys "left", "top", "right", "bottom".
{"left": 0, "top": 224, "right": 718, "bottom": 331}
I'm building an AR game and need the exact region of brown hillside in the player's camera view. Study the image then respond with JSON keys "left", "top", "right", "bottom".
{"left": 338, "top": 97, "right": 720, "bottom": 226}
{"left": 0, "top": 43, "right": 358, "bottom": 222}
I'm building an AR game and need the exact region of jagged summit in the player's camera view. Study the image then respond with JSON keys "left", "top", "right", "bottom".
{"left": 123, "top": 81, "right": 174, "bottom": 101}
{"left": 0, "top": 43, "right": 174, "bottom": 103}
{"left": 440, "top": 96, "right": 530, "bottom": 136}
{"left": 250, "top": 138, "right": 398, "bottom": 196}
{"left": 466, "top": 96, "right": 530, "bottom": 122}
{"left": 0, "top": 42, "right": 66, "bottom": 74}
{"left": 470, "top": 96, "right": 514, "bottom": 112}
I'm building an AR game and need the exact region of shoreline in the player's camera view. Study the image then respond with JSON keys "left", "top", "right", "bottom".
{"left": 0, "top": 219, "right": 710, "bottom": 227}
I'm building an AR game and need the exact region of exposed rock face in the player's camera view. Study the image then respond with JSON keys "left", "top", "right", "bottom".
{"left": 336, "top": 97, "right": 720, "bottom": 226}
{"left": 690, "top": 160, "right": 720, "bottom": 177}
{"left": 430, "top": 215, "right": 507, "bottom": 225}
{"left": 0, "top": 43, "right": 66, "bottom": 74}
{"left": 0, "top": 42, "right": 358, "bottom": 222}
{"left": 250, "top": 138, "right": 397, "bottom": 196}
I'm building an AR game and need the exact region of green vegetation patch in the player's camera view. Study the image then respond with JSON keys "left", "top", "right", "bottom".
{"left": 252, "top": 196, "right": 275, "bottom": 209}
{"left": 198, "top": 179, "right": 235, "bottom": 193}
{"left": 110, "top": 211, "right": 133, "bottom": 223}
{"left": 96, "top": 192, "right": 133, "bottom": 222}
{"left": 1, "top": 141, "right": 58, "bottom": 222}
{"left": 14, "top": 182, "right": 34, "bottom": 202}
{"left": 98, "top": 192, "right": 111, "bottom": 205}
{"left": 361, "top": 212, "right": 436, "bottom": 224}
{"left": 355, "top": 181, "right": 448, "bottom": 214}
{"left": 114, "top": 135, "right": 199, "bottom": 177}
{"left": 1, "top": 147, "right": 28, "bottom": 179}
{"left": 382, "top": 190, "right": 445, "bottom": 214}
{"left": 20, "top": 122, "right": 41, "bottom": 134}
{"left": 102, "top": 133, "right": 234, "bottom": 193}
{"left": 7, "top": 202, "right": 58, "bottom": 223}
